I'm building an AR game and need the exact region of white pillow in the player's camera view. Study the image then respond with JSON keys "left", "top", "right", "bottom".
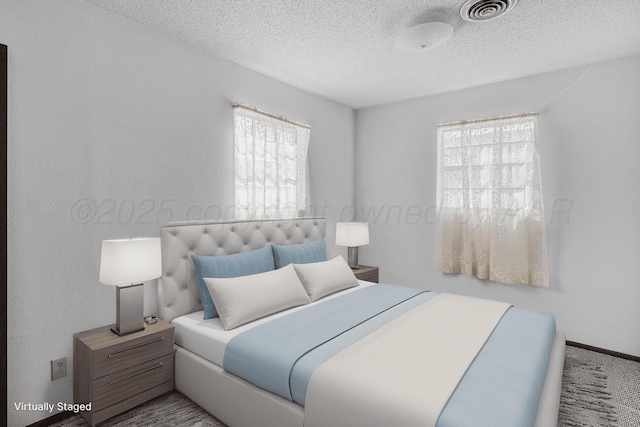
{"left": 293, "top": 256, "right": 359, "bottom": 301}
{"left": 204, "top": 264, "right": 311, "bottom": 330}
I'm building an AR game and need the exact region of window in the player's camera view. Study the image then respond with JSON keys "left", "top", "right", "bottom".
{"left": 233, "top": 104, "right": 310, "bottom": 219}
{"left": 435, "top": 114, "right": 548, "bottom": 287}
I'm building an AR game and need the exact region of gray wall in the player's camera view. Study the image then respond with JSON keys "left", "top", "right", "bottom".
{"left": 2, "top": 1, "right": 354, "bottom": 425}
{"left": 3, "top": 0, "right": 640, "bottom": 424}
{"left": 355, "top": 54, "right": 640, "bottom": 358}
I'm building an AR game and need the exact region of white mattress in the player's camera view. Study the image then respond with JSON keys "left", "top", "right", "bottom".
{"left": 172, "top": 280, "right": 374, "bottom": 367}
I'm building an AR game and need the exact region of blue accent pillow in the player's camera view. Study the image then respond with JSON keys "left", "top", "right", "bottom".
{"left": 191, "top": 245, "right": 275, "bottom": 319}
{"left": 272, "top": 240, "right": 327, "bottom": 269}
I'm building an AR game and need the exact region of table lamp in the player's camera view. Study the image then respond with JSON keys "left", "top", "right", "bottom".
{"left": 99, "top": 237, "right": 161, "bottom": 335}
{"left": 335, "top": 222, "right": 370, "bottom": 269}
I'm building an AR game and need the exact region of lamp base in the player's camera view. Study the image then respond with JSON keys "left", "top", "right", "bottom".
{"left": 348, "top": 247, "right": 360, "bottom": 269}
{"left": 112, "top": 283, "right": 145, "bottom": 336}
{"left": 111, "top": 326, "right": 145, "bottom": 336}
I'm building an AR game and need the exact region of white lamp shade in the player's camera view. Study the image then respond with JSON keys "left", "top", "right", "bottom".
{"left": 335, "top": 222, "right": 370, "bottom": 247}
{"left": 99, "top": 237, "right": 162, "bottom": 286}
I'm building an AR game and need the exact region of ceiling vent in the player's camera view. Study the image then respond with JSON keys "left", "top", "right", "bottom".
{"left": 460, "top": 0, "right": 518, "bottom": 22}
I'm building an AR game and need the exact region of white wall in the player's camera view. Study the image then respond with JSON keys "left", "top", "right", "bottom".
{"left": 1, "top": 1, "right": 354, "bottom": 425}
{"left": 3, "top": 0, "right": 639, "bottom": 424}
{"left": 355, "top": 54, "right": 640, "bottom": 358}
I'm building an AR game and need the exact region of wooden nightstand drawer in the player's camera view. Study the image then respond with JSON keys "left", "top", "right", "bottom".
{"left": 93, "top": 353, "right": 174, "bottom": 411}
{"left": 93, "top": 328, "right": 174, "bottom": 378}
{"left": 88, "top": 381, "right": 175, "bottom": 426}
{"left": 74, "top": 319, "right": 175, "bottom": 426}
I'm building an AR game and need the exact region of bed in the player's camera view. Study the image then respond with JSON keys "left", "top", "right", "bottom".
{"left": 158, "top": 217, "right": 565, "bottom": 427}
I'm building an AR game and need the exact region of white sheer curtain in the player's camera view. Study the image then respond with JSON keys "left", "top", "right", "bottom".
{"left": 434, "top": 114, "right": 549, "bottom": 287}
{"left": 233, "top": 105, "right": 310, "bottom": 219}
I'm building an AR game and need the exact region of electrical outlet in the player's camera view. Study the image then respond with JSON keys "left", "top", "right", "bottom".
{"left": 51, "top": 357, "right": 66, "bottom": 381}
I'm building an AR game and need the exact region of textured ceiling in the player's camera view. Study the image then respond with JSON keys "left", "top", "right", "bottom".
{"left": 87, "top": 0, "right": 640, "bottom": 109}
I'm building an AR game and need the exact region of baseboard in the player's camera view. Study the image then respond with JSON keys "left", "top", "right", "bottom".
{"left": 567, "top": 340, "right": 640, "bottom": 363}
{"left": 25, "top": 411, "right": 73, "bottom": 427}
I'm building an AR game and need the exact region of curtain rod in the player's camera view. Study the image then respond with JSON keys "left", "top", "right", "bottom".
{"left": 435, "top": 112, "right": 538, "bottom": 129}
{"left": 232, "top": 102, "right": 311, "bottom": 129}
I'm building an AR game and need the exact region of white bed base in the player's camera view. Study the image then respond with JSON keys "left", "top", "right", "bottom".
{"left": 536, "top": 332, "right": 566, "bottom": 427}
{"left": 159, "top": 218, "right": 565, "bottom": 427}
{"left": 174, "top": 332, "right": 566, "bottom": 427}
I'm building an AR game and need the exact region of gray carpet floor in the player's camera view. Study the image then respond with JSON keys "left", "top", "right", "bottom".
{"left": 558, "top": 346, "right": 640, "bottom": 427}
{"left": 49, "top": 345, "right": 640, "bottom": 427}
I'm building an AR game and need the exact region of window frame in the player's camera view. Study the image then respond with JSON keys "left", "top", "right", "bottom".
{"left": 233, "top": 104, "right": 310, "bottom": 219}
{"left": 436, "top": 113, "right": 541, "bottom": 218}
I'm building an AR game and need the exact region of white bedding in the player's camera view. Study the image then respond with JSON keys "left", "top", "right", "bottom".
{"left": 172, "top": 280, "right": 374, "bottom": 366}
{"left": 304, "top": 293, "right": 512, "bottom": 427}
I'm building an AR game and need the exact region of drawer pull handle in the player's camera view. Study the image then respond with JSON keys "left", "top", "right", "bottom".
{"left": 108, "top": 337, "right": 165, "bottom": 358}
{"left": 108, "top": 363, "right": 164, "bottom": 385}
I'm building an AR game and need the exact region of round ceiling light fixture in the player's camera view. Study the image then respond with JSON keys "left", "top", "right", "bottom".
{"left": 460, "top": 0, "right": 518, "bottom": 22}
{"left": 394, "top": 22, "right": 454, "bottom": 52}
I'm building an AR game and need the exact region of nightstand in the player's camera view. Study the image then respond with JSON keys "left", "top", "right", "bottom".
{"left": 353, "top": 265, "right": 379, "bottom": 283}
{"left": 73, "top": 319, "right": 175, "bottom": 426}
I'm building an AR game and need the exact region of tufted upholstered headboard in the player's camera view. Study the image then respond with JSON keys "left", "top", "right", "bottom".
{"left": 158, "top": 217, "right": 326, "bottom": 322}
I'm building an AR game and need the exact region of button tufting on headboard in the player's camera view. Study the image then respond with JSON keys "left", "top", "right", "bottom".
{"left": 158, "top": 217, "right": 326, "bottom": 322}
